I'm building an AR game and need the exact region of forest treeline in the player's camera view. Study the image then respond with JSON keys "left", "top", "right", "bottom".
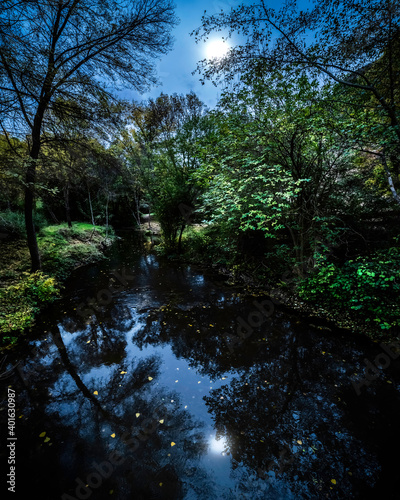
{"left": 1, "top": 0, "right": 400, "bottom": 341}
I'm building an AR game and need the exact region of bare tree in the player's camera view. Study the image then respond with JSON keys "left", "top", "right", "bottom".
{"left": 0, "top": 0, "right": 177, "bottom": 270}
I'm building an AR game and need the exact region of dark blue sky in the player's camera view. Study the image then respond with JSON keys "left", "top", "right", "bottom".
{"left": 128, "top": 0, "right": 313, "bottom": 108}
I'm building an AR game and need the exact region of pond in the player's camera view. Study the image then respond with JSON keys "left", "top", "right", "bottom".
{"left": 1, "top": 230, "right": 400, "bottom": 499}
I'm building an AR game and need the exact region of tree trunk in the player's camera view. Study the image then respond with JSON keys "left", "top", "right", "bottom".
{"left": 25, "top": 158, "right": 41, "bottom": 271}
{"left": 178, "top": 223, "right": 185, "bottom": 253}
{"left": 64, "top": 183, "right": 72, "bottom": 228}
{"left": 88, "top": 187, "right": 95, "bottom": 226}
{"left": 25, "top": 103, "right": 47, "bottom": 271}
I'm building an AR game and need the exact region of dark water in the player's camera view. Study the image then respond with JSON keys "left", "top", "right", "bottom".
{"left": 1, "top": 231, "right": 400, "bottom": 499}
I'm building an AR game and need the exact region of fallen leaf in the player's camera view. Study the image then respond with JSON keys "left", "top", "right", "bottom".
{"left": 93, "top": 391, "right": 98, "bottom": 395}
{"left": 44, "top": 437, "right": 50, "bottom": 443}
{"left": 136, "top": 413, "right": 140, "bottom": 418}
{"left": 159, "top": 419, "right": 164, "bottom": 424}
{"left": 39, "top": 432, "right": 46, "bottom": 438}
{"left": 148, "top": 376, "right": 153, "bottom": 381}
{"left": 331, "top": 479, "right": 336, "bottom": 485}
{"left": 86, "top": 340, "right": 91, "bottom": 344}
{"left": 120, "top": 371, "right": 127, "bottom": 374}
{"left": 159, "top": 483, "right": 163, "bottom": 487}
{"left": 297, "top": 440, "right": 302, "bottom": 445}
{"left": 171, "top": 442, "right": 176, "bottom": 447}
{"left": 111, "top": 433, "right": 116, "bottom": 438}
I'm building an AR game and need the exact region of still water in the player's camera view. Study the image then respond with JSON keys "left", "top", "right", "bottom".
{"left": 1, "top": 231, "right": 400, "bottom": 499}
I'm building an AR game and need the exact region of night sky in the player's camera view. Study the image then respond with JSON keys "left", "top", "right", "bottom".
{"left": 127, "top": 0, "right": 311, "bottom": 108}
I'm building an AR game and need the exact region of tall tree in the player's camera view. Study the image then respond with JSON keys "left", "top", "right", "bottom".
{"left": 0, "top": 0, "right": 177, "bottom": 270}
{"left": 193, "top": 0, "right": 400, "bottom": 202}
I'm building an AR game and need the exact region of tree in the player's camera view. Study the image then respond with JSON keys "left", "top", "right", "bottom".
{"left": 193, "top": 0, "right": 400, "bottom": 202}
{"left": 0, "top": 0, "right": 177, "bottom": 270}
{"left": 126, "top": 92, "right": 207, "bottom": 251}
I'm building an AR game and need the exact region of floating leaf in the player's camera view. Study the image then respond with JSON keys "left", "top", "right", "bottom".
{"left": 120, "top": 371, "right": 127, "bottom": 374}
{"left": 44, "top": 437, "right": 50, "bottom": 443}
{"left": 171, "top": 442, "right": 176, "bottom": 447}
{"left": 86, "top": 340, "right": 91, "bottom": 344}
{"left": 148, "top": 376, "right": 153, "bottom": 381}
{"left": 159, "top": 483, "right": 163, "bottom": 487}
{"left": 159, "top": 419, "right": 164, "bottom": 424}
{"left": 111, "top": 433, "right": 116, "bottom": 438}
{"left": 93, "top": 391, "right": 98, "bottom": 395}
{"left": 136, "top": 413, "right": 140, "bottom": 418}
{"left": 331, "top": 479, "right": 336, "bottom": 485}
{"left": 297, "top": 440, "right": 302, "bottom": 445}
{"left": 39, "top": 432, "right": 46, "bottom": 438}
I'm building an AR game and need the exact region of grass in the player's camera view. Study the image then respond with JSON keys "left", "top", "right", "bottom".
{"left": 0, "top": 222, "right": 115, "bottom": 348}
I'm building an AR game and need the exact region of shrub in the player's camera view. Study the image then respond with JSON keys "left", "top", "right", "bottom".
{"left": 0, "top": 209, "right": 48, "bottom": 239}
{"left": 298, "top": 247, "right": 400, "bottom": 330}
{"left": 0, "top": 272, "right": 59, "bottom": 345}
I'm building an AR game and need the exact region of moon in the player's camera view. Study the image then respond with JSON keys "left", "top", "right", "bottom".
{"left": 205, "top": 39, "right": 230, "bottom": 60}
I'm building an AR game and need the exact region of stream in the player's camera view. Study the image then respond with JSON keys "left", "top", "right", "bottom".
{"left": 1, "top": 230, "right": 400, "bottom": 499}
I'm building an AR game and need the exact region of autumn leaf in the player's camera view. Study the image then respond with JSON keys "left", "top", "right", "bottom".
{"left": 159, "top": 419, "right": 164, "bottom": 424}
{"left": 331, "top": 479, "right": 336, "bottom": 485}
{"left": 136, "top": 413, "right": 140, "bottom": 418}
{"left": 171, "top": 442, "right": 176, "bottom": 447}
{"left": 111, "top": 433, "right": 116, "bottom": 438}
{"left": 93, "top": 391, "right": 98, "bottom": 395}
{"left": 120, "top": 371, "right": 127, "bottom": 374}
{"left": 39, "top": 432, "right": 46, "bottom": 438}
{"left": 148, "top": 376, "right": 153, "bottom": 381}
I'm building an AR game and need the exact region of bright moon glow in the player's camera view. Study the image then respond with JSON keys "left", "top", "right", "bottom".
{"left": 209, "top": 435, "right": 228, "bottom": 455}
{"left": 206, "top": 39, "right": 229, "bottom": 60}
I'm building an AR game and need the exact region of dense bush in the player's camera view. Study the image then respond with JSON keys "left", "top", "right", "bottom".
{"left": 298, "top": 247, "right": 400, "bottom": 330}
{"left": 0, "top": 272, "right": 59, "bottom": 345}
{"left": 0, "top": 209, "right": 48, "bottom": 239}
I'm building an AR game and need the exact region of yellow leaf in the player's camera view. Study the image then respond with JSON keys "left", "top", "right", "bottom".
{"left": 44, "top": 437, "right": 50, "bottom": 443}
{"left": 171, "top": 442, "right": 176, "bottom": 447}
{"left": 39, "top": 432, "right": 46, "bottom": 438}
{"left": 120, "top": 371, "right": 127, "bottom": 374}
{"left": 159, "top": 419, "right": 164, "bottom": 424}
{"left": 297, "top": 440, "right": 302, "bottom": 445}
{"left": 175, "top": 380, "right": 178, "bottom": 383}
{"left": 136, "top": 413, "right": 140, "bottom": 418}
{"left": 86, "top": 340, "right": 91, "bottom": 344}
{"left": 111, "top": 433, "right": 116, "bottom": 438}
{"left": 148, "top": 376, "right": 153, "bottom": 381}
{"left": 93, "top": 391, "right": 98, "bottom": 395}
{"left": 331, "top": 479, "right": 336, "bottom": 485}
{"left": 159, "top": 483, "right": 163, "bottom": 487}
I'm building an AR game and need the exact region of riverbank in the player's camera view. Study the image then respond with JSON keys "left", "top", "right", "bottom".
{"left": 175, "top": 226, "right": 400, "bottom": 342}
{"left": 0, "top": 223, "right": 116, "bottom": 349}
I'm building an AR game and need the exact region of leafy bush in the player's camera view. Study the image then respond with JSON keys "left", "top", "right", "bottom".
{"left": 38, "top": 223, "right": 112, "bottom": 279}
{"left": 298, "top": 248, "right": 400, "bottom": 330}
{"left": 0, "top": 272, "right": 59, "bottom": 345}
{"left": 0, "top": 209, "right": 48, "bottom": 238}
{"left": 181, "top": 225, "right": 237, "bottom": 265}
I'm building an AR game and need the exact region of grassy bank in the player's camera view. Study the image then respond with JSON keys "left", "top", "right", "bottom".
{"left": 0, "top": 223, "right": 115, "bottom": 348}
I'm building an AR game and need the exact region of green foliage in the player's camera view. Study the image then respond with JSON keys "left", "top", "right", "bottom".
{"left": 298, "top": 248, "right": 400, "bottom": 330}
{"left": 181, "top": 225, "right": 238, "bottom": 266}
{"left": 0, "top": 209, "right": 48, "bottom": 239}
{"left": 0, "top": 272, "right": 59, "bottom": 345}
{"left": 38, "top": 223, "right": 113, "bottom": 279}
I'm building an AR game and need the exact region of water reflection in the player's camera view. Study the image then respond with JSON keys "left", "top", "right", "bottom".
{"left": 1, "top": 232, "right": 400, "bottom": 499}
